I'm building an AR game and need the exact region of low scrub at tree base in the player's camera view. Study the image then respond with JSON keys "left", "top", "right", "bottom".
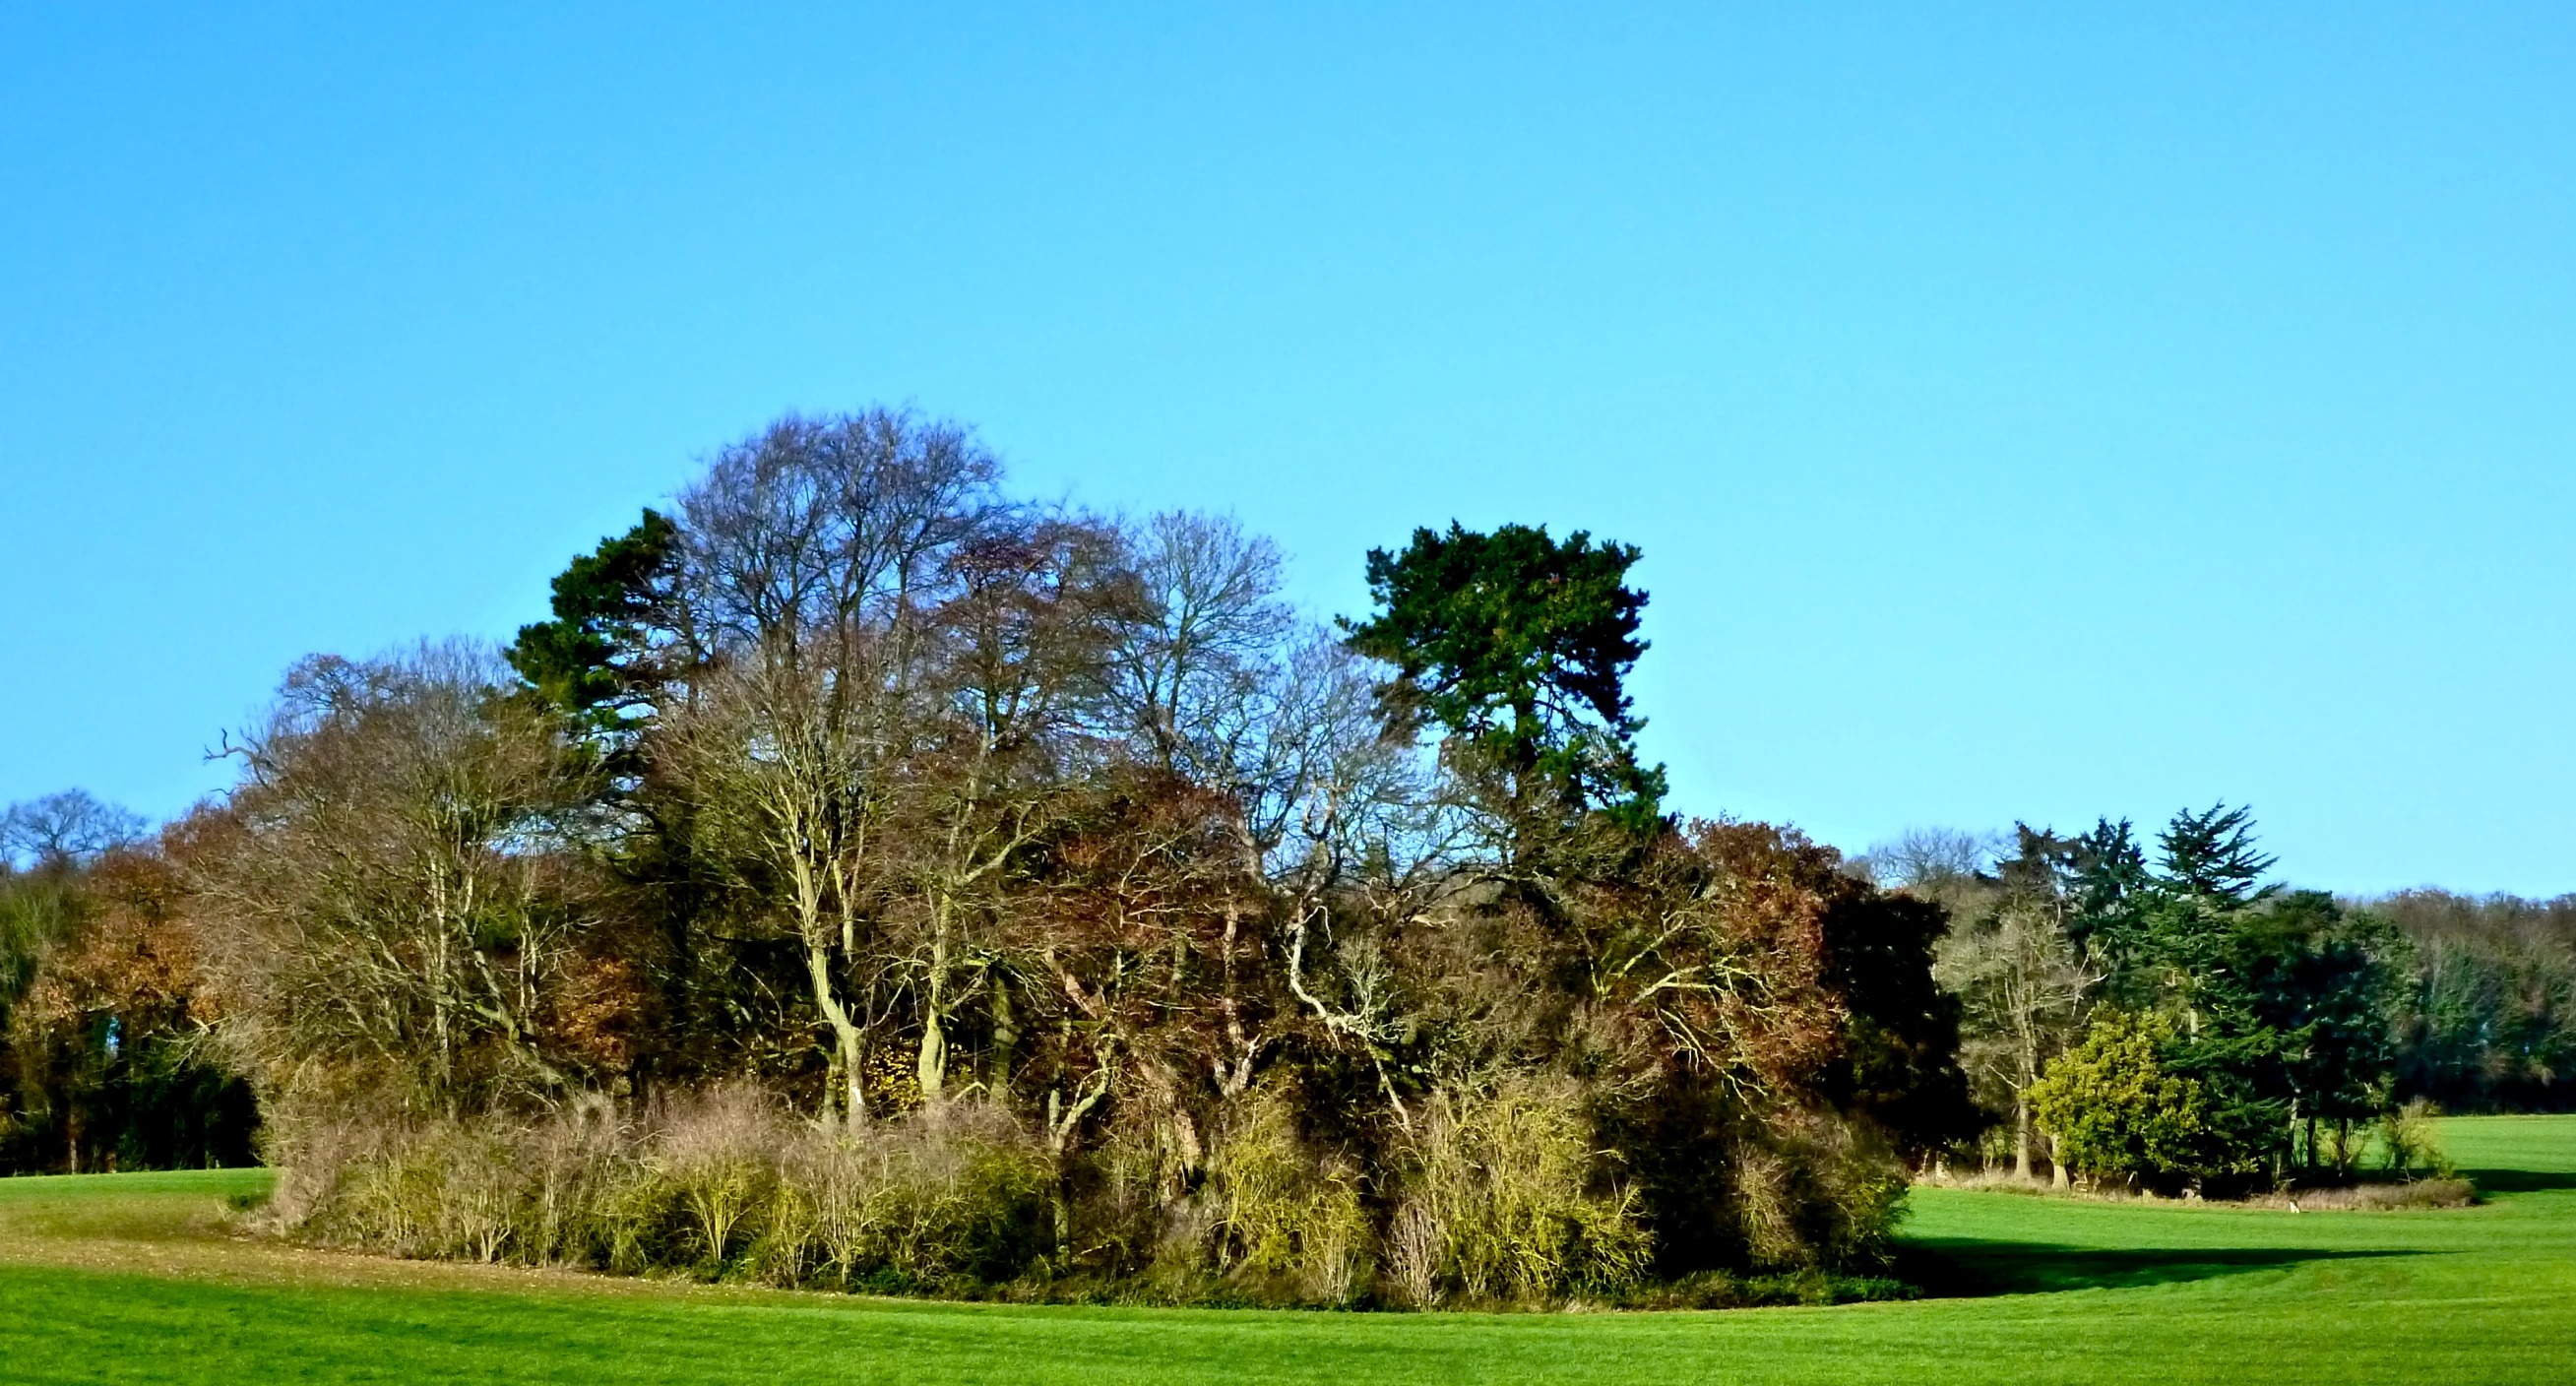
{"left": 265, "top": 1081, "right": 1911, "bottom": 1309}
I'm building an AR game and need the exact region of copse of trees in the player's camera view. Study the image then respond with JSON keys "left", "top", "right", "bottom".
{"left": 1896, "top": 807, "right": 2429, "bottom": 1193}
{"left": 42, "top": 407, "right": 1970, "bottom": 1306}
{"left": 14, "top": 402, "right": 2554, "bottom": 1287}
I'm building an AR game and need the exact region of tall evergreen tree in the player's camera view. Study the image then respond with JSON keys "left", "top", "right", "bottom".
{"left": 2066, "top": 816, "right": 2149, "bottom": 963}
{"left": 505, "top": 509, "right": 684, "bottom": 736}
{"left": 2103, "top": 805, "right": 2395, "bottom": 1182}
{"left": 2156, "top": 802, "right": 2279, "bottom": 909}
{"left": 1340, "top": 522, "right": 1666, "bottom": 849}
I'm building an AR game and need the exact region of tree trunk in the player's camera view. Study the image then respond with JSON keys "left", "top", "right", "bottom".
{"left": 2013, "top": 1092, "right": 2033, "bottom": 1180}
{"left": 430, "top": 910, "right": 456, "bottom": 1111}
{"left": 918, "top": 1012, "right": 948, "bottom": 1105}
{"left": 2013, "top": 1015, "right": 2038, "bottom": 1180}
{"left": 985, "top": 973, "right": 1016, "bottom": 1096}
{"left": 918, "top": 893, "right": 958, "bottom": 1104}
{"left": 803, "top": 940, "right": 865, "bottom": 1126}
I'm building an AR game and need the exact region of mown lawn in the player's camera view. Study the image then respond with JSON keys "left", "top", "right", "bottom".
{"left": 2, "top": 1116, "right": 2569, "bottom": 1385}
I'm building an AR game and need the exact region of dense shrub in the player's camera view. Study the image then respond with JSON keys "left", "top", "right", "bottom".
{"left": 261, "top": 1077, "right": 1927, "bottom": 1309}
{"left": 2030, "top": 1011, "right": 2212, "bottom": 1188}
{"left": 1205, "top": 1083, "right": 1373, "bottom": 1303}
{"left": 1383, "top": 1080, "right": 1650, "bottom": 1305}
{"left": 2376, "top": 1098, "right": 2455, "bottom": 1181}
{"left": 271, "top": 1089, "right": 1054, "bottom": 1292}
{"left": 1728, "top": 1109, "right": 1909, "bottom": 1271}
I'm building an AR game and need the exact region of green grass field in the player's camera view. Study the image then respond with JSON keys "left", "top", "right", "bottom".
{"left": 3, "top": 1116, "right": 2569, "bottom": 1384}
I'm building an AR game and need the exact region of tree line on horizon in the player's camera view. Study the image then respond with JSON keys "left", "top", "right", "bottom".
{"left": 2, "top": 407, "right": 2570, "bottom": 1303}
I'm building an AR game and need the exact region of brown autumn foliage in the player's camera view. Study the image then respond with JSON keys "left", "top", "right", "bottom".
{"left": 0, "top": 837, "right": 256, "bottom": 1172}
{"left": 21, "top": 849, "right": 206, "bottom": 1033}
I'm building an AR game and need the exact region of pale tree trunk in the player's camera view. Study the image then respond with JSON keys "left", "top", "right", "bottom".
{"left": 1213, "top": 812, "right": 1273, "bottom": 1100}
{"left": 805, "top": 940, "right": 866, "bottom": 1126}
{"left": 777, "top": 784, "right": 869, "bottom": 1126}
{"left": 919, "top": 894, "right": 953, "bottom": 1104}
{"left": 2014, "top": 1090, "right": 2034, "bottom": 1180}
{"left": 914, "top": 767, "right": 1040, "bottom": 1108}
{"left": 918, "top": 1004, "right": 948, "bottom": 1105}
{"left": 916, "top": 755, "right": 983, "bottom": 1109}
{"left": 2012, "top": 993, "right": 2038, "bottom": 1180}
{"left": 1215, "top": 898, "right": 1257, "bottom": 1097}
{"left": 428, "top": 858, "right": 464, "bottom": 1115}
{"left": 1045, "top": 1069, "right": 1110, "bottom": 1251}
{"left": 791, "top": 842, "right": 863, "bottom": 1125}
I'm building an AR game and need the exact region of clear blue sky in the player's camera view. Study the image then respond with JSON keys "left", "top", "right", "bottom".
{"left": 4, "top": 5, "right": 2570, "bottom": 894}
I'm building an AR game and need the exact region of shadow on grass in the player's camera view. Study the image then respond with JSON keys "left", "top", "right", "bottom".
{"left": 2461, "top": 1167, "right": 2576, "bottom": 1194}
{"left": 1894, "top": 1240, "right": 2425, "bottom": 1297}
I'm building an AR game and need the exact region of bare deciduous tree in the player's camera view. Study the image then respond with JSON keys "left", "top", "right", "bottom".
{"left": 1862, "top": 826, "right": 2000, "bottom": 893}
{"left": 662, "top": 642, "right": 903, "bottom": 1124}
{"left": 1, "top": 790, "right": 145, "bottom": 872}
{"left": 896, "top": 515, "right": 1138, "bottom": 1104}
{"left": 190, "top": 643, "right": 606, "bottom": 1114}
{"left": 1937, "top": 899, "right": 2098, "bottom": 1179}
{"left": 675, "top": 409, "right": 1002, "bottom": 667}
{"left": 659, "top": 409, "right": 1018, "bottom": 1122}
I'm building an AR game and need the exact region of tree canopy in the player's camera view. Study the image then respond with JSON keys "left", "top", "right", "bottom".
{"left": 1341, "top": 521, "right": 1666, "bottom": 846}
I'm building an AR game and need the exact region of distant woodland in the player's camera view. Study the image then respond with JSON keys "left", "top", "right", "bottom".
{"left": 4, "top": 408, "right": 2568, "bottom": 1305}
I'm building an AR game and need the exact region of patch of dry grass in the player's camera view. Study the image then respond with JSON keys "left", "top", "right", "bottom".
{"left": 0, "top": 1170, "right": 836, "bottom": 1304}
{"left": 2242, "top": 1180, "right": 2477, "bottom": 1212}
{"left": 1908, "top": 1167, "right": 2477, "bottom": 1211}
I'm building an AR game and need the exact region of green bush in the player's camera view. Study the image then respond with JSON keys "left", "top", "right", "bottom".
{"left": 2378, "top": 1099, "right": 2456, "bottom": 1180}
{"left": 2031, "top": 1010, "right": 2212, "bottom": 1186}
